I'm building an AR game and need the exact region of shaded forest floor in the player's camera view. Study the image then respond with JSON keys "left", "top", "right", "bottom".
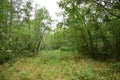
{"left": 0, "top": 50, "right": 120, "bottom": 80}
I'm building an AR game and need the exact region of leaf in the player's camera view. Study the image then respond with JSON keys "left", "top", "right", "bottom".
{"left": 6, "top": 50, "right": 12, "bottom": 53}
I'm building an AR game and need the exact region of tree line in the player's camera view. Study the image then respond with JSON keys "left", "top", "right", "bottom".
{"left": 42, "top": 0, "right": 120, "bottom": 61}
{"left": 0, "top": 0, "right": 120, "bottom": 64}
{"left": 56, "top": 0, "right": 120, "bottom": 60}
{"left": 0, "top": 0, "right": 51, "bottom": 64}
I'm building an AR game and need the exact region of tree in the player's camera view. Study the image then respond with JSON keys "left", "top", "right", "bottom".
{"left": 58, "top": 0, "right": 120, "bottom": 60}
{"left": 33, "top": 8, "right": 52, "bottom": 53}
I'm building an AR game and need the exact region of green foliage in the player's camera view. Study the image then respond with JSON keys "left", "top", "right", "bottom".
{"left": 0, "top": 50, "right": 119, "bottom": 80}
{"left": 0, "top": 0, "right": 120, "bottom": 79}
{"left": 0, "top": 0, "right": 51, "bottom": 63}
{"left": 60, "top": 46, "right": 72, "bottom": 52}
{"left": 58, "top": 0, "right": 120, "bottom": 61}
{"left": 112, "top": 62, "right": 120, "bottom": 73}
{"left": 33, "top": 7, "right": 52, "bottom": 54}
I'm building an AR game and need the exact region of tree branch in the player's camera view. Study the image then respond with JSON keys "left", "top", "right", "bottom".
{"left": 93, "top": 1, "right": 120, "bottom": 19}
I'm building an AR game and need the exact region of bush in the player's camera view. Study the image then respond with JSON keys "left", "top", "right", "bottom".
{"left": 60, "top": 46, "right": 72, "bottom": 52}
{"left": 0, "top": 51, "right": 12, "bottom": 64}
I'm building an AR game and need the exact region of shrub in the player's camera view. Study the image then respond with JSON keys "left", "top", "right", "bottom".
{"left": 0, "top": 51, "right": 12, "bottom": 64}
{"left": 60, "top": 47, "right": 71, "bottom": 52}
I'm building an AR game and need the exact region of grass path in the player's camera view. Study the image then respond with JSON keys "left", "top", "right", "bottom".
{"left": 0, "top": 50, "right": 120, "bottom": 80}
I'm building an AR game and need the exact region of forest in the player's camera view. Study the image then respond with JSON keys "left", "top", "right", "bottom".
{"left": 0, "top": 0, "right": 120, "bottom": 80}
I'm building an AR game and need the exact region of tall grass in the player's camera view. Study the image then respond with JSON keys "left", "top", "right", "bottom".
{"left": 0, "top": 50, "right": 120, "bottom": 80}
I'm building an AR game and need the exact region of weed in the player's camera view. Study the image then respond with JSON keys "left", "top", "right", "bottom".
{"left": 0, "top": 50, "right": 120, "bottom": 80}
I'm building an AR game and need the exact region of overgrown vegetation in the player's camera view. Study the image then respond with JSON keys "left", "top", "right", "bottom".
{"left": 0, "top": 0, "right": 120, "bottom": 79}
{"left": 0, "top": 0, "right": 51, "bottom": 63}
{"left": 0, "top": 50, "right": 120, "bottom": 80}
{"left": 57, "top": 0, "right": 120, "bottom": 60}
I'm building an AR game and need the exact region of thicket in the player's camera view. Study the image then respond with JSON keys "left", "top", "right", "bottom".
{"left": 42, "top": 0, "right": 120, "bottom": 61}
{"left": 0, "top": 0, "right": 51, "bottom": 64}
{"left": 0, "top": 0, "right": 120, "bottom": 64}
{"left": 56, "top": 0, "right": 120, "bottom": 61}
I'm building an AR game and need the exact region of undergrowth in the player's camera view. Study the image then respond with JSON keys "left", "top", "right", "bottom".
{"left": 0, "top": 50, "right": 120, "bottom": 80}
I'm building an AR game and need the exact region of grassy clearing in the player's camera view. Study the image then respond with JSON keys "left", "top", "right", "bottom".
{"left": 0, "top": 50, "right": 120, "bottom": 80}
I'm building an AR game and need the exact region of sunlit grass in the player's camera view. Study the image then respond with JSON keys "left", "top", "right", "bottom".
{"left": 0, "top": 50, "right": 120, "bottom": 80}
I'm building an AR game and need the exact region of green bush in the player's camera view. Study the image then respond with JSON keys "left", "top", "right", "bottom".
{"left": 60, "top": 46, "right": 71, "bottom": 52}
{"left": 0, "top": 51, "right": 12, "bottom": 64}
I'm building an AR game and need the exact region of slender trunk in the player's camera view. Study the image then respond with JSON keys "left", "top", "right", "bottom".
{"left": 80, "top": 28, "right": 90, "bottom": 53}
{"left": 28, "top": 18, "right": 31, "bottom": 50}
{"left": 87, "top": 29, "right": 95, "bottom": 58}
{"left": 9, "top": 0, "right": 13, "bottom": 33}
{"left": 34, "top": 26, "right": 47, "bottom": 54}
